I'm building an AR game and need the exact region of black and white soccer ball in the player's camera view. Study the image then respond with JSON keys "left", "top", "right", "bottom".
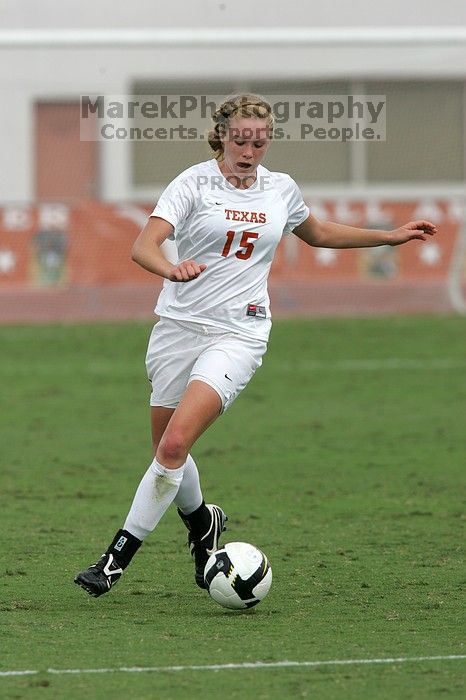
{"left": 204, "top": 542, "right": 272, "bottom": 610}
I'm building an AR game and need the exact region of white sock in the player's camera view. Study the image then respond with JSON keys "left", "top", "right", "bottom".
{"left": 174, "top": 453, "right": 204, "bottom": 515}
{"left": 123, "top": 458, "right": 186, "bottom": 540}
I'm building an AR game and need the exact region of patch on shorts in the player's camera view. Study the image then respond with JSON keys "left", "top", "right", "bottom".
{"left": 246, "top": 304, "right": 266, "bottom": 318}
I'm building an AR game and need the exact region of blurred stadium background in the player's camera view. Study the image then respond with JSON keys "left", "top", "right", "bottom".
{"left": 1, "top": 0, "right": 466, "bottom": 323}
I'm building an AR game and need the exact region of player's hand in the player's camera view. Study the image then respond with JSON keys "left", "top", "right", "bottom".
{"left": 388, "top": 220, "right": 437, "bottom": 246}
{"left": 169, "top": 259, "right": 207, "bottom": 282}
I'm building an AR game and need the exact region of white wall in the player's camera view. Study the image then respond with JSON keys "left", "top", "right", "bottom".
{"left": 1, "top": 0, "right": 465, "bottom": 201}
{"left": 1, "top": 0, "right": 466, "bottom": 28}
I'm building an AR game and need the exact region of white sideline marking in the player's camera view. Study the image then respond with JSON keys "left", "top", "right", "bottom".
{"left": 284, "top": 359, "right": 466, "bottom": 371}
{"left": 0, "top": 671, "right": 38, "bottom": 677}
{"left": 1, "top": 655, "right": 465, "bottom": 677}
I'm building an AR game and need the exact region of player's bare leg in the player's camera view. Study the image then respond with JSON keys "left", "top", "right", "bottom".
{"left": 149, "top": 398, "right": 228, "bottom": 586}
{"left": 156, "top": 380, "right": 222, "bottom": 467}
{"left": 75, "top": 381, "right": 227, "bottom": 595}
{"left": 150, "top": 405, "right": 175, "bottom": 455}
{"left": 154, "top": 381, "right": 228, "bottom": 587}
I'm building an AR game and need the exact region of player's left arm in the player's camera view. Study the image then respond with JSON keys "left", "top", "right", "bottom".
{"left": 293, "top": 213, "right": 437, "bottom": 248}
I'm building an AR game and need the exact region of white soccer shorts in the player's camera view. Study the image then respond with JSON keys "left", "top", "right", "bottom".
{"left": 145, "top": 317, "right": 267, "bottom": 412}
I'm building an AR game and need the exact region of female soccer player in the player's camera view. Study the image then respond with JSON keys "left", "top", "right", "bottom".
{"left": 75, "top": 94, "right": 437, "bottom": 597}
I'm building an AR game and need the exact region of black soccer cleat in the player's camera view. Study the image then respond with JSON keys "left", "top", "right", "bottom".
{"left": 179, "top": 504, "right": 228, "bottom": 589}
{"left": 74, "top": 552, "right": 123, "bottom": 597}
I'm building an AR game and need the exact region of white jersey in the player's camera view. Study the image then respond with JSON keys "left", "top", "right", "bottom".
{"left": 150, "top": 158, "right": 309, "bottom": 341}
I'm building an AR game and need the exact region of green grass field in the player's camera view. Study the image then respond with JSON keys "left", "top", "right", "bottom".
{"left": 1, "top": 316, "right": 465, "bottom": 699}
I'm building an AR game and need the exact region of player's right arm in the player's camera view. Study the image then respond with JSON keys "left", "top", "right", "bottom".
{"left": 131, "top": 216, "right": 206, "bottom": 282}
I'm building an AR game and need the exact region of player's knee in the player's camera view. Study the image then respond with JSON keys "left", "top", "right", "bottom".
{"left": 157, "top": 430, "right": 188, "bottom": 466}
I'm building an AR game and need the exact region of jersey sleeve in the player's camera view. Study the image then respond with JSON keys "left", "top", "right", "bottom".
{"left": 150, "top": 172, "right": 198, "bottom": 240}
{"left": 281, "top": 175, "right": 310, "bottom": 235}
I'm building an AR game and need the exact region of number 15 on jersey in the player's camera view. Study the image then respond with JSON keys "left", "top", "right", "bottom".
{"left": 221, "top": 230, "right": 259, "bottom": 261}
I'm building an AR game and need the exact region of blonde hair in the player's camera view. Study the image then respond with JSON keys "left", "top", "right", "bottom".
{"left": 208, "top": 93, "right": 274, "bottom": 160}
